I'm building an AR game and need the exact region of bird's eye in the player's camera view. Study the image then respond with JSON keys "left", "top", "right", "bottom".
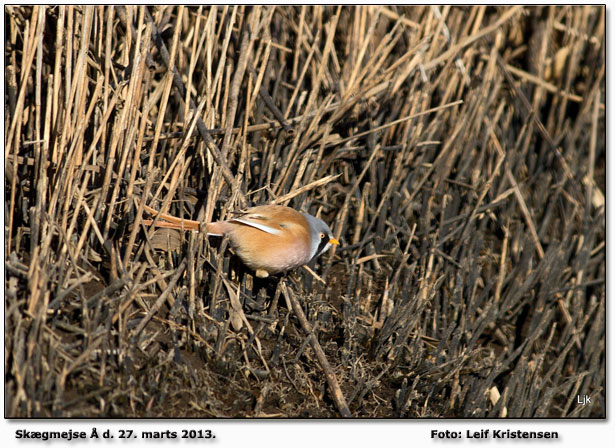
{"left": 320, "top": 232, "right": 325, "bottom": 239}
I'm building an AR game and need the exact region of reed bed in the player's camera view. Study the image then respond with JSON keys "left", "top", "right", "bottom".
{"left": 4, "top": 5, "right": 605, "bottom": 417}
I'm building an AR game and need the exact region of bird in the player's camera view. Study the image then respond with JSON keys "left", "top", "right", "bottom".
{"left": 140, "top": 203, "right": 339, "bottom": 278}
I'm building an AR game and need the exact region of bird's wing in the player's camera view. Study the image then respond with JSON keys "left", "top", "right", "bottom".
{"left": 231, "top": 212, "right": 283, "bottom": 236}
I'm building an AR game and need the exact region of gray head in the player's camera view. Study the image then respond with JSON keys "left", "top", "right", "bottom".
{"left": 302, "top": 212, "right": 339, "bottom": 261}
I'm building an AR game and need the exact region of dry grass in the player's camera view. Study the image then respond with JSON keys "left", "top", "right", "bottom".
{"left": 4, "top": 5, "right": 605, "bottom": 418}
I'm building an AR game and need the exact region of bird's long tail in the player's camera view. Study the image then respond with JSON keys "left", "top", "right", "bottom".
{"left": 141, "top": 203, "right": 201, "bottom": 232}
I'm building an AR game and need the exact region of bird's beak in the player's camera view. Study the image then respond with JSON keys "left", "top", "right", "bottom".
{"left": 329, "top": 238, "right": 340, "bottom": 246}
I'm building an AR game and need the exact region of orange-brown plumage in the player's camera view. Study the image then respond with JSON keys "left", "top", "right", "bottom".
{"left": 141, "top": 203, "right": 338, "bottom": 277}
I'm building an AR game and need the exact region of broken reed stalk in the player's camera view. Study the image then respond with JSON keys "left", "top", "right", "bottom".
{"left": 281, "top": 281, "right": 353, "bottom": 418}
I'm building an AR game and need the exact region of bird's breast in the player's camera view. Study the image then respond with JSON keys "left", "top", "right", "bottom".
{"left": 225, "top": 220, "right": 312, "bottom": 273}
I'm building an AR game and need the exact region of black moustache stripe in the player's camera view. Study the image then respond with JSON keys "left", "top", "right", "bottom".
{"left": 315, "top": 238, "right": 330, "bottom": 257}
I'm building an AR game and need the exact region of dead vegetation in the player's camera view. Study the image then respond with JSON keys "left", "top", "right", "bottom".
{"left": 4, "top": 5, "right": 605, "bottom": 417}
